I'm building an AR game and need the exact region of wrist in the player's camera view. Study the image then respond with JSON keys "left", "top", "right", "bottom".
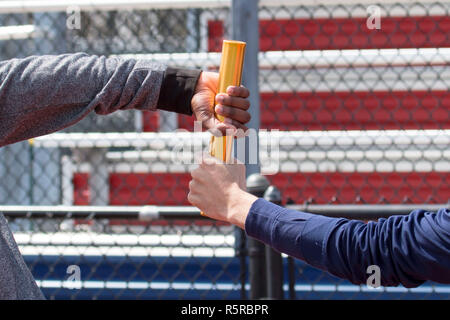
{"left": 157, "top": 67, "right": 201, "bottom": 115}
{"left": 227, "top": 187, "right": 258, "bottom": 229}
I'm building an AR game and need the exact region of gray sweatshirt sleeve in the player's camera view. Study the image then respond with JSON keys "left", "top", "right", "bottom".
{"left": 0, "top": 53, "right": 166, "bottom": 147}
{"left": 0, "top": 213, "right": 45, "bottom": 299}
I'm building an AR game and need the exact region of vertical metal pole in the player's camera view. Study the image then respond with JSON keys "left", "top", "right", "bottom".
{"left": 186, "top": 9, "right": 200, "bottom": 52}
{"left": 285, "top": 198, "right": 296, "bottom": 299}
{"left": 232, "top": 0, "right": 260, "bottom": 175}
{"left": 263, "top": 186, "right": 284, "bottom": 299}
{"left": 287, "top": 255, "right": 296, "bottom": 300}
{"left": 61, "top": 155, "right": 74, "bottom": 205}
{"left": 158, "top": 111, "right": 178, "bottom": 132}
{"left": 232, "top": 0, "right": 260, "bottom": 300}
{"left": 89, "top": 150, "right": 109, "bottom": 206}
{"left": 246, "top": 174, "right": 269, "bottom": 300}
{"left": 235, "top": 225, "right": 248, "bottom": 300}
{"left": 29, "top": 141, "right": 34, "bottom": 205}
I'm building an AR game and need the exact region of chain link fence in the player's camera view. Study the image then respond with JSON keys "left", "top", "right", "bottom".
{"left": 7, "top": 211, "right": 240, "bottom": 300}
{"left": 0, "top": 0, "right": 449, "bottom": 299}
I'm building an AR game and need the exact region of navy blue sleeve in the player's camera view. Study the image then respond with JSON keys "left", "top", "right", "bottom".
{"left": 245, "top": 198, "right": 450, "bottom": 288}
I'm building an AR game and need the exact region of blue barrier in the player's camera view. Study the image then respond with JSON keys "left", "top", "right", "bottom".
{"left": 24, "top": 255, "right": 450, "bottom": 300}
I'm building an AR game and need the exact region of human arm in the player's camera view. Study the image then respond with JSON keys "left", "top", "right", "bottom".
{"left": 188, "top": 155, "right": 450, "bottom": 288}
{"left": 0, "top": 214, "right": 44, "bottom": 299}
{"left": 0, "top": 53, "right": 250, "bottom": 147}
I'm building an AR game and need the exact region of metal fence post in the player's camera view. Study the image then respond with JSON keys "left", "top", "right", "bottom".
{"left": 232, "top": 0, "right": 260, "bottom": 176}
{"left": 246, "top": 173, "right": 269, "bottom": 299}
{"left": 234, "top": 223, "right": 247, "bottom": 300}
{"left": 263, "top": 186, "right": 284, "bottom": 299}
{"left": 232, "top": 0, "right": 260, "bottom": 300}
{"left": 285, "top": 198, "right": 296, "bottom": 300}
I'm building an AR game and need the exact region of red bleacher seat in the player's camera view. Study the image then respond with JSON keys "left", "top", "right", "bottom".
{"left": 208, "top": 16, "right": 450, "bottom": 52}
{"left": 109, "top": 173, "right": 191, "bottom": 205}
{"left": 73, "top": 172, "right": 450, "bottom": 206}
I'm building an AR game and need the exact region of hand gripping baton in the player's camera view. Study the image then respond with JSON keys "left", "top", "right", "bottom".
{"left": 200, "top": 40, "right": 246, "bottom": 217}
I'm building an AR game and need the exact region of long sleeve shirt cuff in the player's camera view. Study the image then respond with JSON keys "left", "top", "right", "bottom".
{"left": 244, "top": 198, "right": 340, "bottom": 270}
{"left": 156, "top": 67, "right": 202, "bottom": 115}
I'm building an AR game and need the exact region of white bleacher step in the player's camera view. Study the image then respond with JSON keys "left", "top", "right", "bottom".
{"left": 0, "top": 24, "right": 37, "bottom": 40}
{"left": 119, "top": 48, "right": 450, "bottom": 70}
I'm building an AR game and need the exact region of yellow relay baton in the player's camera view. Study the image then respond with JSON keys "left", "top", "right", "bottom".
{"left": 200, "top": 40, "right": 246, "bottom": 217}
{"left": 210, "top": 40, "right": 246, "bottom": 162}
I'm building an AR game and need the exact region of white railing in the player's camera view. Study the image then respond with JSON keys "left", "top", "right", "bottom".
{"left": 119, "top": 48, "right": 450, "bottom": 69}
{"left": 0, "top": 0, "right": 443, "bottom": 14}
{"left": 0, "top": 25, "right": 37, "bottom": 40}
{"left": 33, "top": 130, "right": 450, "bottom": 149}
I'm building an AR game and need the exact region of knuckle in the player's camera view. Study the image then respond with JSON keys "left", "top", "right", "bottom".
{"left": 240, "top": 86, "right": 250, "bottom": 97}
{"left": 200, "top": 159, "right": 209, "bottom": 167}
{"left": 221, "top": 96, "right": 231, "bottom": 105}
{"left": 223, "top": 106, "right": 234, "bottom": 117}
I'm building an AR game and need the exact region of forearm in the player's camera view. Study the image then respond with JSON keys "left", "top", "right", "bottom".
{"left": 245, "top": 198, "right": 450, "bottom": 287}
{"left": 0, "top": 53, "right": 200, "bottom": 147}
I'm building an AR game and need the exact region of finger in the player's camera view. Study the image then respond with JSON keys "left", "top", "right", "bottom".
{"left": 201, "top": 117, "right": 217, "bottom": 132}
{"left": 213, "top": 120, "right": 246, "bottom": 137}
{"left": 188, "top": 179, "right": 200, "bottom": 191}
{"left": 223, "top": 123, "right": 238, "bottom": 136}
{"left": 201, "top": 153, "right": 220, "bottom": 166}
{"left": 210, "top": 121, "right": 237, "bottom": 134}
{"left": 187, "top": 191, "right": 201, "bottom": 206}
{"left": 215, "top": 105, "right": 251, "bottom": 124}
{"left": 226, "top": 85, "right": 250, "bottom": 98}
{"left": 188, "top": 181, "right": 209, "bottom": 201}
{"left": 208, "top": 124, "right": 228, "bottom": 137}
{"left": 190, "top": 168, "right": 203, "bottom": 181}
{"left": 216, "top": 94, "right": 250, "bottom": 110}
{"left": 229, "top": 120, "right": 249, "bottom": 134}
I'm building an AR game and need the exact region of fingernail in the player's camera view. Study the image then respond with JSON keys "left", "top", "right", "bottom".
{"left": 226, "top": 86, "right": 234, "bottom": 94}
{"left": 215, "top": 105, "right": 223, "bottom": 113}
{"left": 216, "top": 94, "right": 224, "bottom": 103}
